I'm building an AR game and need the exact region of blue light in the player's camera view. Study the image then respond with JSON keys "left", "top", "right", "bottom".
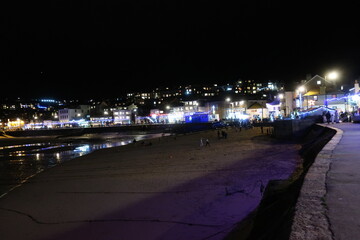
{"left": 37, "top": 104, "right": 47, "bottom": 109}
{"left": 41, "top": 99, "right": 56, "bottom": 103}
{"left": 74, "top": 145, "right": 90, "bottom": 153}
{"left": 324, "top": 93, "right": 360, "bottom": 104}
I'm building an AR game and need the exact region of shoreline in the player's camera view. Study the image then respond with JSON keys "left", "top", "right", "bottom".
{"left": 0, "top": 132, "right": 171, "bottom": 198}
{"left": 0, "top": 127, "right": 301, "bottom": 240}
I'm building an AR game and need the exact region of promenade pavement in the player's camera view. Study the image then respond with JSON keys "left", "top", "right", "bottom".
{"left": 326, "top": 122, "right": 360, "bottom": 240}
{"left": 291, "top": 122, "right": 360, "bottom": 240}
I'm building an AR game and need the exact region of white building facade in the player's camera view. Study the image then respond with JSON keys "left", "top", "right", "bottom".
{"left": 113, "top": 109, "right": 131, "bottom": 124}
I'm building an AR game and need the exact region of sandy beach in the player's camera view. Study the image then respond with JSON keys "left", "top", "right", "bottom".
{"left": 0, "top": 127, "right": 301, "bottom": 240}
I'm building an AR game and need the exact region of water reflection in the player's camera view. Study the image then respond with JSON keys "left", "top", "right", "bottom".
{"left": 0, "top": 133, "right": 167, "bottom": 196}
{"left": 74, "top": 145, "right": 90, "bottom": 153}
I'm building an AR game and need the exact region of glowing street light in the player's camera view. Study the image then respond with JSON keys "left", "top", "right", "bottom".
{"left": 297, "top": 86, "right": 306, "bottom": 110}
{"left": 326, "top": 71, "right": 339, "bottom": 80}
{"left": 324, "top": 71, "right": 339, "bottom": 107}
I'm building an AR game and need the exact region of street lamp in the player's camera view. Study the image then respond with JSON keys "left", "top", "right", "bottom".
{"left": 327, "top": 71, "right": 339, "bottom": 81}
{"left": 225, "top": 98, "right": 232, "bottom": 119}
{"left": 324, "top": 71, "right": 339, "bottom": 107}
{"left": 297, "top": 86, "right": 305, "bottom": 110}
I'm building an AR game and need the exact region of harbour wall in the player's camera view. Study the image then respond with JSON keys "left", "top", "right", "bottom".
{"left": 272, "top": 117, "right": 320, "bottom": 140}
{"left": 225, "top": 122, "right": 336, "bottom": 240}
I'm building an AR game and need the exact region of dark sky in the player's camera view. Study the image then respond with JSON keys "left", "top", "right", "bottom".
{"left": 2, "top": 1, "right": 360, "bottom": 99}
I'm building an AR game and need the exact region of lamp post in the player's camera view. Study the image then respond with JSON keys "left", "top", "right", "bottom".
{"left": 297, "top": 86, "right": 305, "bottom": 110}
{"left": 225, "top": 97, "right": 231, "bottom": 119}
{"left": 278, "top": 93, "right": 284, "bottom": 118}
{"left": 324, "top": 71, "right": 339, "bottom": 107}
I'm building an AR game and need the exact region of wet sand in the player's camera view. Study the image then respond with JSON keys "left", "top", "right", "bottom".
{"left": 0, "top": 127, "right": 301, "bottom": 240}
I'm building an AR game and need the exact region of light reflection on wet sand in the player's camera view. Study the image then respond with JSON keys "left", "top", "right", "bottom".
{"left": 0, "top": 133, "right": 167, "bottom": 196}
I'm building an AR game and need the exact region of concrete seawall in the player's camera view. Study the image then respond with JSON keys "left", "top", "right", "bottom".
{"left": 273, "top": 118, "right": 318, "bottom": 140}
{"left": 290, "top": 124, "right": 341, "bottom": 240}
{"left": 225, "top": 123, "right": 337, "bottom": 240}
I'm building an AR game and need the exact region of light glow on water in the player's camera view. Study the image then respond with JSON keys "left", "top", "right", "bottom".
{"left": 75, "top": 145, "right": 90, "bottom": 153}
{"left": 0, "top": 132, "right": 169, "bottom": 197}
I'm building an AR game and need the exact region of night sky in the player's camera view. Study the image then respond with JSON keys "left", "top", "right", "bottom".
{"left": 2, "top": 1, "right": 360, "bottom": 99}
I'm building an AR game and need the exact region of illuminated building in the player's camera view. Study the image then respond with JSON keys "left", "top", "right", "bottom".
{"left": 246, "top": 102, "right": 269, "bottom": 121}
{"left": 6, "top": 118, "right": 25, "bottom": 130}
{"left": 113, "top": 109, "right": 131, "bottom": 124}
{"left": 234, "top": 79, "right": 283, "bottom": 95}
{"left": 58, "top": 105, "right": 90, "bottom": 123}
{"left": 296, "top": 75, "right": 347, "bottom": 112}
